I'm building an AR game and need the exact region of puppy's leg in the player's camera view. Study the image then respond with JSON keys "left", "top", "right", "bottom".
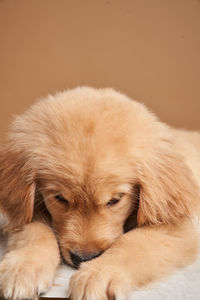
{"left": 69, "top": 221, "right": 199, "bottom": 300}
{"left": 0, "top": 222, "right": 60, "bottom": 300}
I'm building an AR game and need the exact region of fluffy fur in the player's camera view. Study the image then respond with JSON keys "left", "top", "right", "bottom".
{"left": 0, "top": 87, "right": 199, "bottom": 300}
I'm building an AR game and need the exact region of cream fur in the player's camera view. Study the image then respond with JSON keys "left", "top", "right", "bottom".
{"left": 0, "top": 87, "right": 199, "bottom": 300}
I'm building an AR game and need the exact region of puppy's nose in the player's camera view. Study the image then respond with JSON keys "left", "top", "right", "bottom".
{"left": 69, "top": 251, "right": 102, "bottom": 267}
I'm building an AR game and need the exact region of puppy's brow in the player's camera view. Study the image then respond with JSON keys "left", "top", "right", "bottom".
{"left": 117, "top": 184, "right": 132, "bottom": 193}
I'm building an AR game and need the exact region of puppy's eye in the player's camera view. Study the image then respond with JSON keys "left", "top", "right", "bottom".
{"left": 106, "top": 198, "right": 120, "bottom": 207}
{"left": 55, "top": 194, "right": 68, "bottom": 204}
{"left": 106, "top": 193, "right": 125, "bottom": 207}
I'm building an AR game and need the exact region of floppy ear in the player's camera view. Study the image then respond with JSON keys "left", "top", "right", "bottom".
{"left": 0, "top": 145, "right": 35, "bottom": 232}
{"left": 137, "top": 143, "right": 200, "bottom": 226}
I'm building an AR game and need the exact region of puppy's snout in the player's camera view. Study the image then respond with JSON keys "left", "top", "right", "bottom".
{"left": 70, "top": 250, "right": 102, "bottom": 267}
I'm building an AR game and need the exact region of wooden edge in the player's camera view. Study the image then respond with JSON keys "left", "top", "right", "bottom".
{"left": 41, "top": 298, "right": 70, "bottom": 300}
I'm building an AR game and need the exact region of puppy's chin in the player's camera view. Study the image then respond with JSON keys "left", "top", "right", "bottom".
{"left": 60, "top": 248, "right": 78, "bottom": 269}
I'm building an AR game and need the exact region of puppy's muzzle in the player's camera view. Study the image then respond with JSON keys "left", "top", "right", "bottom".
{"left": 70, "top": 251, "right": 102, "bottom": 267}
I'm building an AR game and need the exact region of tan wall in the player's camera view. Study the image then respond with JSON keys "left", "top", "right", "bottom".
{"left": 0, "top": 0, "right": 200, "bottom": 142}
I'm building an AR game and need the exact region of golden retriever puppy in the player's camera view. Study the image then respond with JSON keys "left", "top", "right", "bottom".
{"left": 0, "top": 87, "right": 200, "bottom": 300}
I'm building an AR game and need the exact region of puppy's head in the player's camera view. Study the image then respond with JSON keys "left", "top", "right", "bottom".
{"left": 0, "top": 87, "right": 199, "bottom": 267}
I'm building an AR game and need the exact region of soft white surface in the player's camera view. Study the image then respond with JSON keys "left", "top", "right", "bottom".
{"left": 44, "top": 255, "right": 200, "bottom": 300}
{"left": 0, "top": 232, "right": 199, "bottom": 299}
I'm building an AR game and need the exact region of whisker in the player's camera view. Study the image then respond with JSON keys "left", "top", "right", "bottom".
{"left": 35, "top": 192, "right": 58, "bottom": 210}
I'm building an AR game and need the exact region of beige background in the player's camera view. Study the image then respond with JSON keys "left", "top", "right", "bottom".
{"left": 0, "top": 0, "right": 200, "bottom": 142}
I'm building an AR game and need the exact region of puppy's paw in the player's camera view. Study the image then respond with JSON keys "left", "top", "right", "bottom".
{"left": 0, "top": 249, "right": 57, "bottom": 300}
{"left": 68, "top": 259, "right": 132, "bottom": 300}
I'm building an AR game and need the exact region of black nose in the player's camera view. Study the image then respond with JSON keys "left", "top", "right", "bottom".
{"left": 69, "top": 251, "right": 102, "bottom": 267}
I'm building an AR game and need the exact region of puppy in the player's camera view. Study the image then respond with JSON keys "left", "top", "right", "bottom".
{"left": 0, "top": 87, "right": 199, "bottom": 300}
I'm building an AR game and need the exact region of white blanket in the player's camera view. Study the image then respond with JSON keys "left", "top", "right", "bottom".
{"left": 0, "top": 233, "right": 200, "bottom": 299}
{"left": 44, "top": 255, "right": 200, "bottom": 300}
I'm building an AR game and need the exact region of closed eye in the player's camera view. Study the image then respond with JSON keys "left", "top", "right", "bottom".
{"left": 106, "top": 198, "right": 120, "bottom": 207}
{"left": 55, "top": 194, "right": 68, "bottom": 204}
{"left": 106, "top": 193, "right": 125, "bottom": 207}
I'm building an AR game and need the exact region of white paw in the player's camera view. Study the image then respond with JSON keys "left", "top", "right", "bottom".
{"left": 0, "top": 249, "right": 57, "bottom": 300}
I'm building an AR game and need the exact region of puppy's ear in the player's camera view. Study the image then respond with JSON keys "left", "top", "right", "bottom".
{"left": 0, "top": 145, "right": 35, "bottom": 232}
{"left": 137, "top": 143, "right": 199, "bottom": 226}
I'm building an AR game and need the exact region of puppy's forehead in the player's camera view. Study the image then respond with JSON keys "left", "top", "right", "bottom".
{"left": 11, "top": 88, "right": 165, "bottom": 187}
{"left": 11, "top": 87, "right": 158, "bottom": 155}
